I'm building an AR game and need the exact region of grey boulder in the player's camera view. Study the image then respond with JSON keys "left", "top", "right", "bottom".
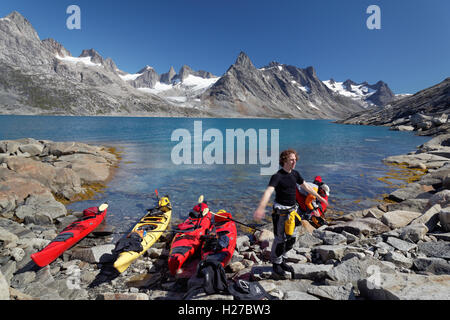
{"left": 358, "top": 272, "right": 450, "bottom": 300}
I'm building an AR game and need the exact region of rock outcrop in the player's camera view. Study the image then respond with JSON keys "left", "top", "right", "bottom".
{"left": 201, "top": 52, "right": 368, "bottom": 119}
{"left": 0, "top": 138, "right": 119, "bottom": 220}
{"left": 337, "top": 77, "right": 450, "bottom": 136}
{"left": 1, "top": 133, "right": 449, "bottom": 300}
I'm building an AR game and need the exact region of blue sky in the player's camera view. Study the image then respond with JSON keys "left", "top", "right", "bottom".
{"left": 1, "top": 0, "right": 449, "bottom": 94}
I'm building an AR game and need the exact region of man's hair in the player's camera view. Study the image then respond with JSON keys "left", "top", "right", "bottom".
{"left": 279, "top": 149, "right": 299, "bottom": 166}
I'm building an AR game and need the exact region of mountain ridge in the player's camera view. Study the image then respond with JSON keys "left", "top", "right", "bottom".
{"left": 0, "top": 11, "right": 402, "bottom": 118}
{"left": 337, "top": 77, "right": 450, "bottom": 136}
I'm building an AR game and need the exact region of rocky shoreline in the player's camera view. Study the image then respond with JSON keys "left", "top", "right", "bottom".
{"left": 1, "top": 134, "right": 450, "bottom": 300}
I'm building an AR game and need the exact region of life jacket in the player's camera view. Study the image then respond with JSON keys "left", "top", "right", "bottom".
{"left": 295, "top": 182, "right": 318, "bottom": 212}
{"left": 296, "top": 176, "right": 330, "bottom": 227}
{"left": 314, "top": 175, "right": 330, "bottom": 215}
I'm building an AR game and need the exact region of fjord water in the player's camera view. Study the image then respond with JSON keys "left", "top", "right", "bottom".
{"left": 0, "top": 115, "right": 429, "bottom": 233}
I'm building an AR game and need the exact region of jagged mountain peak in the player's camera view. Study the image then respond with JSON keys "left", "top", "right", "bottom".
{"left": 78, "top": 48, "right": 119, "bottom": 73}
{"left": 305, "top": 66, "right": 318, "bottom": 78}
{"left": 0, "top": 10, "right": 404, "bottom": 118}
{"left": 360, "top": 81, "right": 369, "bottom": 87}
{"left": 176, "top": 65, "right": 216, "bottom": 81}
{"left": 137, "top": 65, "right": 155, "bottom": 74}
{"left": 372, "top": 80, "right": 389, "bottom": 89}
{"left": 338, "top": 77, "right": 450, "bottom": 128}
{"left": 1, "top": 11, "right": 40, "bottom": 41}
{"left": 267, "top": 61, "right": 282, "bottom": 68}
{"left": 42, "top": 38, "right": 71, "bottom": 57}
{"left": 323, "top": 78, "right": 395, "bottom": 107}
{"left": 178, "top": 65, "right": 193, "bottom": 80}
{"left": 343, "top": 79, "right": 357, "bottom": 86}
{"left": 4, "top": 11, "right": 30, "bottom": 25}
{"left": 179, "top": 64, "right": 192, "bottom": 72}
{"left": 160, "top": 66, "right": 177, "bottom": 84}
{"left": 234, "top": 51, "right": 255, "bottom": 69}
{"left": 368, "top": 81, "right": 395, "bottom": 106}
{"left": 79, "top": 48, "right": 104, "bottom": 64}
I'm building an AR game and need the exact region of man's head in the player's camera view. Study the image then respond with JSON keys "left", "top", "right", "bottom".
{"left": 279, "top": 149, "right": 298, "bottom": 171}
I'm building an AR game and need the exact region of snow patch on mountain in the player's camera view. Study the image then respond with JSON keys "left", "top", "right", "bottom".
{"left": 323, "top": 80, "right": 374, "bottom": 100}
{"left": 55, "top": 55, "right": 101, "bottom": 67}
{"left": 166, "top": 96, "right": 188, "bottom": 103}
{"left": 119, "top": 72, "right": 141, "bottom": 81}
{"left": 308, "top": 102, "right": 319, "bottom": 110}
{"left": 181, "top": 74, "right": 219, "bottom": 92}
{"left": 396, "top": 93, "right": 413, "bottom": 98}
{"left": 135, "top": 75, "right": 218, "bottom": 96}
{"left": 137, "top": 82, "right": 173, "bottom": 94}
{"left": 291, "top": 81, "right": 310, "bottom": 93}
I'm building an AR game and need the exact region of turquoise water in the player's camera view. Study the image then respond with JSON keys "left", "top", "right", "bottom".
{"left": 0, "top": 115, "right": 429, "bottom": 233}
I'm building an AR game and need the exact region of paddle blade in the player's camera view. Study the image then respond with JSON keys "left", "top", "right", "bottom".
{"left": 197, "top": 195, "right": 204, "bottom": 203}
{"left": 155, "top": 189, "right": 159, "bottom": 198}
{"left": 98, "top": 203, "right": 108, "bottom": 212}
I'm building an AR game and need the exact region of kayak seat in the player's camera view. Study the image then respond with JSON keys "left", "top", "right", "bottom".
{"left": 51, "top": 232, "right": 74, "bottom": 243}
{"left": 138, "top": 224, "right": 157, "bottom": 231}
{"left": 170, "top": 245, "right": 192, "bottom": 255}
{"left": 147, "top": 208, "right": 165, "bottom": 216}
{"left": 80, "top": 215, "right": 98, "bottom": 221}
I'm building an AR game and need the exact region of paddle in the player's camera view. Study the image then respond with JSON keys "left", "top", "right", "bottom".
{"left": 146, "top": 189, "right": 165, "bottom": 214}
{"left": 99, "top": 203, "right": 109, "bottom": 212}
{"left": 114, "top": 195, "right": 265, "bottom": 235}
{"left": 198, "top": 194, "right": 265, "bottom": 232}
{"left": 210, "top": 210, "right": 265, "bottom": 232}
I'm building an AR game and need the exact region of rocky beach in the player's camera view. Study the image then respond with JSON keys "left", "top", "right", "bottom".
{"left": 0, "top": 122, "right": 449, "bottom": 301}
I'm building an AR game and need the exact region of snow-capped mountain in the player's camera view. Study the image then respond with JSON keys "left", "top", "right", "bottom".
{"left": 0, "top": 12, "right": 215, "bottom": 117}
{"left": 118, "top": 65, "right": 220, "bottom": 108}
{"left": 200, "top": 53, "right": 369, "bottom": 118}
{"left": 0, "top": 11, "right": 398, "bottom": 118}
{"left": 338, "top": 77, "right": 450, "bottom": 130}
{"left": 323, "top": 79, "right": 395, "bottom": 107}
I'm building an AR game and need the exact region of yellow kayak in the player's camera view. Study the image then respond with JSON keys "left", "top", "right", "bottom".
{"left": 113, "top": 196, "right": 172, "bottom": 273}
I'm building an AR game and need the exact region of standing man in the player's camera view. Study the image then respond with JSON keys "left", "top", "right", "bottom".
{"left": 254, "top": 149, "right": 328, "bottom": 276}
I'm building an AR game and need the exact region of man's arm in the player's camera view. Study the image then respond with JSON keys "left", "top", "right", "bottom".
{"left": 253, "top": 186, "right": 275, "bottom": 221}
{"left": 300, "top": 182, "right": 328, "bottom": 206}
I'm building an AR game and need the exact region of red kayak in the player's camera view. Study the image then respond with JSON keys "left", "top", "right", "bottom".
{"left": 31, "top": 203, "right": 108, "bottom": 267}
{"left": 200, "top": 209, "right": 237, "bottom": 268}
{"left": 168, "top": 201, "right": 212, "bottom": 275}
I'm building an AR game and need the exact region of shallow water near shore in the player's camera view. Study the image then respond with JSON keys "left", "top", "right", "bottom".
{"left": 0, "top": 115, "right": 429, "bottom": 234}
